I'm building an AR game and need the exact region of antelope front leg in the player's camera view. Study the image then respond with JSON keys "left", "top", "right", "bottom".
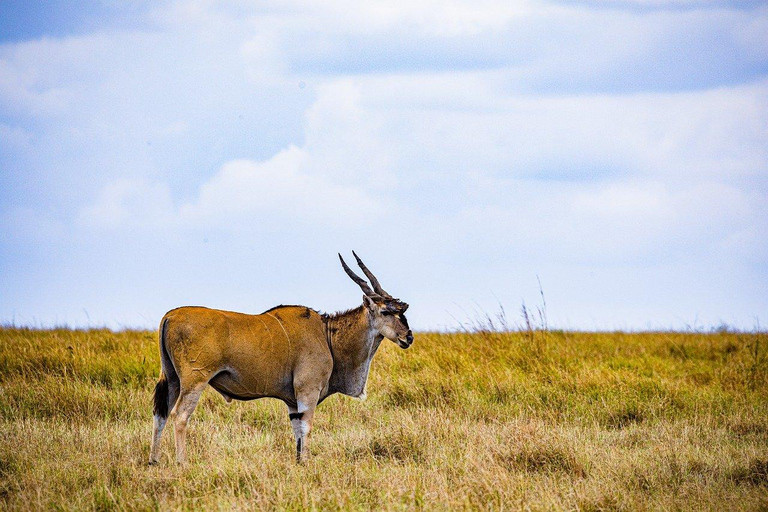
{"left": 287, "top": 392, "right": 319, "bottom": 463}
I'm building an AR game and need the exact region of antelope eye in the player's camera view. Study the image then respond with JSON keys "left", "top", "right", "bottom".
{"left": 381, "top": 311, "right": 393, "bottom": 316}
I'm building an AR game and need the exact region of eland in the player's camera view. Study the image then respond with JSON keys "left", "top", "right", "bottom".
{"left": 149, "top": 252, "right": 413, "bottom": 464}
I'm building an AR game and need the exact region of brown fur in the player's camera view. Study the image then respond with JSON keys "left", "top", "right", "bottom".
{"left": 163, "top": 306, "right": 332, "bottom": 406}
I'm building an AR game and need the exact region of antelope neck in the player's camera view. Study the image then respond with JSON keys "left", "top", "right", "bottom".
{"left": 324, "top": 305, "right": 383, "bottom": 398}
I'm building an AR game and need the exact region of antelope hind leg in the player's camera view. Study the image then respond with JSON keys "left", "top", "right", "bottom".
{"left": 171, "top": 382, "right": 207, "bottom": 465}
{"left": 149, "top": 375, "right": 180, "bottom": 465}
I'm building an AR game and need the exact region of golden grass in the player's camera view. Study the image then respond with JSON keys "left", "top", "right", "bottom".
{"left": 1, "top": 327, "right": 766, "bottom": 510}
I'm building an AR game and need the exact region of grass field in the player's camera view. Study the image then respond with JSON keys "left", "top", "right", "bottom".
{"left": 0, "top": 324, "right": 766, "bottom": 510}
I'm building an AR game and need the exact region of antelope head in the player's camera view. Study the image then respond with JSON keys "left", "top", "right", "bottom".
{"left": 339, "top": 252, "right": 414, "bottom": 349}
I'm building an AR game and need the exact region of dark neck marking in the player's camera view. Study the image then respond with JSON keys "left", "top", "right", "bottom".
{"left": 323, "top": 305, "right": 365, "bottom": 322}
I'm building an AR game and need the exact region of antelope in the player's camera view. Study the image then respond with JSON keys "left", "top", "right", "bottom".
{"left": 149, "top": 252, "right": 413, "bottom": 464}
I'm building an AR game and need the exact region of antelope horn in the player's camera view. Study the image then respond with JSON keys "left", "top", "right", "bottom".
{"left": 352, "top": 251, "right": 392, "bottom": 298}
{"left": 338, "top": 253, "right": 379, "bottom": 298}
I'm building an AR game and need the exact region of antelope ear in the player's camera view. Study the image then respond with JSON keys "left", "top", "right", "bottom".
{"left": 362, "top": 295, "right": 377, "bottom": 311}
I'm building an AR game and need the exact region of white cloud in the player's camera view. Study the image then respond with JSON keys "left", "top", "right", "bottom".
{"left": 0, "top": 54, "right": 69, "bottom": 116}
{"left": 303, "top": 80, "right": 395, "bottom": 186}
{"left": 79, "top": 147, "right": 381, "bottom": 231}
{"left": 78, "top": 71, "right": 767, "bottom": 266}
{"left": 79, "top": 179, "right": 175, "bottom": 229}
{"left": 298, "top": 0, "right": 533, "bottom": 35}
{"left": 79, "top": 81, "right": 387, "bottom": 232}
{"left": 178, "top": 146, "right": 382, "bottom": 228}
{"left": 350, "top": 74, "right": 768, "bottom": 185}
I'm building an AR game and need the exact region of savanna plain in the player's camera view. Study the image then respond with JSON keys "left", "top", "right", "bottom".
{"left": 1, "top": 322, "right": 766, "bottom": 510}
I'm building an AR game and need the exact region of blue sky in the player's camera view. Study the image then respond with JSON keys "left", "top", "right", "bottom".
{"left": 1, "top": 0, "right": 766, "bottom": 331}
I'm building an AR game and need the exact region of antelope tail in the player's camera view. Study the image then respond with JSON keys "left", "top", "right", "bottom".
{"left": 152, "top": 317, "right": 171, "bottom": 418}
{"left": 153, "top": 376, "right": 169, "bottom": 418}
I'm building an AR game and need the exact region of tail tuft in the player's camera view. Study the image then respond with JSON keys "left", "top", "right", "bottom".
{"left": 153, "top": 376, "right": 169, "bottom": 418}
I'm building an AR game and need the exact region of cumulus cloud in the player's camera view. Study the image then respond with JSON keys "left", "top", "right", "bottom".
{"left": 79, "top": 81, "right": 387, "bottom": 232}
{"left": 349, "top": 74, "right": 768, "bottom": 185}
{"left": 275, "top": 1, "right": 768, "bottom": 94}
{"left": 178, "top": 146, "right": 383, "bottom": 229}
{"left": 80, "top": 75, "right": 767, "bottom": 267}
{"left": 79, "top": 148, "right": 381, "bottom": 231}
{"left": 79, "top": 179, "right": 175, "bottom": 229}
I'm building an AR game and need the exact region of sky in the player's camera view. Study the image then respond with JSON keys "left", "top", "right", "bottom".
{"left": 0, "top": 0, "right": 766, "bottom": 331}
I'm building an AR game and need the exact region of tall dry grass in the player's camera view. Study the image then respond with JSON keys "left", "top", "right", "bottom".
{"left": 0, "top": 325, "right": 766, "bottom": 510}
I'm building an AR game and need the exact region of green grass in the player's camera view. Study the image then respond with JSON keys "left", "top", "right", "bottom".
{"left": 1, "top": 326, "right": 766, "bottom": 510}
